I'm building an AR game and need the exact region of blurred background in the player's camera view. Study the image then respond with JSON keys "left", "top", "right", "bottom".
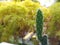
{"left": 0, "top": 0, "right": 60, "bottom": 45}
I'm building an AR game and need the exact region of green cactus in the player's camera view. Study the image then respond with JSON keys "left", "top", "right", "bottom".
{"left": 36, "top": 9, "right": 47, "bottom": 45}
{"left": 36, "top": 9, "right": 43, "bottom": 41}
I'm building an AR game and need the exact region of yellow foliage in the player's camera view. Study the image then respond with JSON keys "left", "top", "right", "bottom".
{"left": 0, "top": 1, "right": 40, "bottom": 42}
{"left": 0, "top": 0, "right": 50, "bottom": 43}
{"left": 40, "top": 7, "right": 50, "bottom": 20}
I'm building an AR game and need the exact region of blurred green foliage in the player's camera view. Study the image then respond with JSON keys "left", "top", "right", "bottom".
{"left": 47, "top": 2, "right": 60, "bottom": 37}
{"left": 0, "top": 0, "right": 40, "bottom": 43}
{"left": 57, "top": 0, "right": 60, "bottom": 2}
{"left": 0, "top": 0, "right": 50, "bottom": 44}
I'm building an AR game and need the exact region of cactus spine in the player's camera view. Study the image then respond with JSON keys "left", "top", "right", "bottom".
{"left": 36, "top": 9, "right": 47, "bottom": 45}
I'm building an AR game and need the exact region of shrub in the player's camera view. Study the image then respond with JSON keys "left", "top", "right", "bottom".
{"left": 47, "top": 2, "right": 60, "bottom": 37}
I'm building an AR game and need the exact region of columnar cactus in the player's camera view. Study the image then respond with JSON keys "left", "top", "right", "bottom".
{"left": 36, "top": 9, "right": 47, "bottom": 45}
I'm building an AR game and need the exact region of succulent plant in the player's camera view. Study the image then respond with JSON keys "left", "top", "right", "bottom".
{"left": 36, "top": 9, "right": 47, "bottom": 45}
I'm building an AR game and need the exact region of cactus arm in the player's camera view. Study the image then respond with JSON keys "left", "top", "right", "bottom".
{"left": 36, "top": 9, "right": 43, "bottom": 41}
{"left": 42, "top": 35, "right": 47, "bottom": 45}
{"left": 36, "top": 9, "right": 47, "bottom": 45}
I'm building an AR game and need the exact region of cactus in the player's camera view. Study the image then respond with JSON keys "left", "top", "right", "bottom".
{"left": 36, "top": 9, "right": 43, "bottom": 41}
{"left": 36, "top": 9, "right": 47, "bottom": 45}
